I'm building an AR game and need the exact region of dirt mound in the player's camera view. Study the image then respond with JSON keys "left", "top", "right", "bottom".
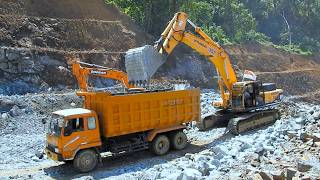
{"left": 0, "top": 15, "right": 147, "bottom": 51}
{"left": 0, "top": 0, "right": 152, "bottom": 95}
{"left": 226, "top": 44, "right": 320, "bottom": 96}
{"left": 0, "top": 0, "right": 148, "bottom": 42}
{"left": 1, "top": 0, "right": 125, "bottom": 21}
{"left": 227, "top": 44, "right": 320, "bottom": 72}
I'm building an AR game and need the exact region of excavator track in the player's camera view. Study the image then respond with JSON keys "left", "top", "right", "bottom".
{"left": 227, "top": 109, "right": 280, "bottom": 135}
{"left": 197, "top": 109, "right": 280, "bottom": 135}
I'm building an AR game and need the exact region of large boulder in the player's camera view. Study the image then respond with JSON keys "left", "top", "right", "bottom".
{"left": 9, "top": 105, "right": 24, "bottom": 117}
{"left": 0, "top": 99, "right": 16, "bottom": 112}
{"left": 181, "top": 168, "right": 202, "bottom": 180}
{"left": 311, "top": 133, "right": 320, "bottom": 142}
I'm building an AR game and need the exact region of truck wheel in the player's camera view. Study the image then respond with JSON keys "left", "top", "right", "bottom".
{"left": 151, "top": 135, "right": 170, "bottom": 155}
{"left": 170, "top": 131, "right": 187, "bottom": 150}
{"left": 73, "top": 149, "right": 98, "bottom": 173}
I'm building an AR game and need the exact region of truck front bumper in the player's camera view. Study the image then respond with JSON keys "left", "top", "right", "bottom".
{"left": 45, "top": 148, "right": 63, "bottom": 161}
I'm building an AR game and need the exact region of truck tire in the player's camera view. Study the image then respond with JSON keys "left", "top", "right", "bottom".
{"left": 150, "top": 135, "right": 170, "bottom": 155}
{"left": 73, "top": 149, "right": 98, "bottom": 173}
{"left": 170, "top": 131, "right": 187, "bottom": 150}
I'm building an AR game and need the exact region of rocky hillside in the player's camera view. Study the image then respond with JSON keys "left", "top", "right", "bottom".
{"left": 228, "top": 44, "right": 320, "bottom": 97}
{"left": 0, "top": 0, "right": 320, "bottom": 101}
{"left": 156, "top": 43, "right": 320, "bottom": 98}
{"left": 0, "top": 0, "right": 151, "bottom": 95}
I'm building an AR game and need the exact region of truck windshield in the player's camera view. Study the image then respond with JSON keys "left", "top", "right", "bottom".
{"left": 48, "top": 115, "right": 64, "bottom": 136}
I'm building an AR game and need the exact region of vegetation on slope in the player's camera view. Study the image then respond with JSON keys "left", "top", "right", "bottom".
{"left": 106, "top": 0, "right": 320, "bottom": 54}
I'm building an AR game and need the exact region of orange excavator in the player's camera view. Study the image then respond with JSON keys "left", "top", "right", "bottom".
{"left": 72, "top": 61, "right": 135, "bottom": 91}
{"left": 125, "top": 12, "right": 283, "bottom": 134}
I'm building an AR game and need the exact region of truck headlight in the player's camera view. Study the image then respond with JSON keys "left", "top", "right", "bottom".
{"left": 54, "top": 148, "right": 59, "bottom": 153}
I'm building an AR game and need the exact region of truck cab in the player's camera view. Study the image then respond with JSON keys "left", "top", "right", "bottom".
{"left": 46, "top": 108, "right": 101, "bottom": 163}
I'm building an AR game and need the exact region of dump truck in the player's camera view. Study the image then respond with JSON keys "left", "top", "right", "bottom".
{"left": 45, "top": 88, "right": 200, "bottom": 172}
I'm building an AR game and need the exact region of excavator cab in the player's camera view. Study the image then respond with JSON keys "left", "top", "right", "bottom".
{"left": 231, "top": 81, "right": 281, "bottom": 112}
{"left": 231, "top": 81, "right": 265, "bottom": 112}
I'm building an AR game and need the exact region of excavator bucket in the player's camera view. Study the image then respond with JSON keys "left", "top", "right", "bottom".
{"left": 125, "top": 45, "right": 166, "bottom": 84}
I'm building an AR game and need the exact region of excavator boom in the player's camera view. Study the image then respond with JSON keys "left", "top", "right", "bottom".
{"left": 125, "top": 12, "right": 236, "bottom": 108}
{"left": 72, "top": 60, "right": 135, "bottom": 91}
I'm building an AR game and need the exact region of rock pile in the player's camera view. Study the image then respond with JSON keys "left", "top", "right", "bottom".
{"left": 110, "top": 98, "right": 320, "bottom": 180}
{"left": 0, "top": 91, "right": 319, "bottom": 179}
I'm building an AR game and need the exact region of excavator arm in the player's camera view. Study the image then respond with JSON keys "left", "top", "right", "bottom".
{"left": 156, "top": 12, "right": 237, "bottom": 108}
{"left": 72, "top": 61, "right": 134, "bottom": 91}
{"left": 125, "top": 12, "right": 283, "bottom": 133}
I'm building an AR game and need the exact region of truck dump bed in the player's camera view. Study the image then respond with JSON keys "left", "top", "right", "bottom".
{"left": 80, "top": 88, "right": 200, "bottom": 138}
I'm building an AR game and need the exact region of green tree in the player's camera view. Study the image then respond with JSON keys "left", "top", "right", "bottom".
{"left": 106, "top": 0, "right": 320, "bottom": 53}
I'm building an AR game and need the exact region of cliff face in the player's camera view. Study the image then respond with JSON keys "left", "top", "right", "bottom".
{"left": 0, "top": 0, "right": 319, "bottom": 99}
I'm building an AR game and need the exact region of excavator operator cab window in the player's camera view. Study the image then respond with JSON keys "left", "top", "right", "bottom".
{"left": 64, "top": 118, "right": 84, "bottom": 136}
{"left": 244, "top": 82, "right": 265, "bottom": 108}
{"left": 244, "top": 84, "right": 256, "bottom": 108}
{"left": 244, "top": 90, "right": 252, "bottom": 108}
{"left": 247, "top": 84, "right": 254, "bottom": 94}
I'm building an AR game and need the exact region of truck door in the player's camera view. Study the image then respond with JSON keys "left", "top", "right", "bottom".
{"left": 84, "top": 116, "right": 101, "bottom": 147}
{"left": 62, "top": 117, "right": 88, "bottom": 159}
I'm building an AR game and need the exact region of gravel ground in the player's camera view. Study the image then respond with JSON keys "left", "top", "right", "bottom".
{"left": 0, "top": 90, "right": 319, "bottom": 179}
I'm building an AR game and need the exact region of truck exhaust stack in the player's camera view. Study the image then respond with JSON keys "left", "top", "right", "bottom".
{"left": 125, "top": 45, "right": 166, "bottom": 84}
